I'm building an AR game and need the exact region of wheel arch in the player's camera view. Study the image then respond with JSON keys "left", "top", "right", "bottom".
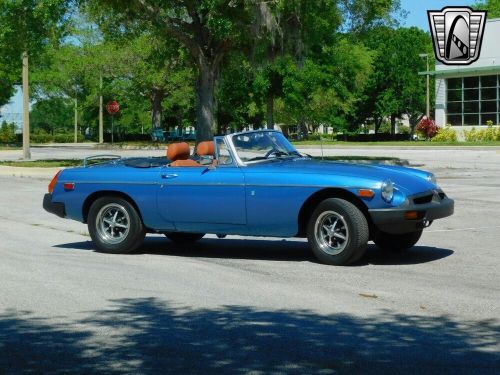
{"left": 296, "top": 188, "right": 374, "bottom": 237}
{"left": 82, "top": 190, "right": 144, "bottom": 224}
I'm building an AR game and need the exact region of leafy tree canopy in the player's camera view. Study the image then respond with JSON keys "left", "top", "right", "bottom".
{"left": 475, "top": 0, "right": 500, "bottom": 18}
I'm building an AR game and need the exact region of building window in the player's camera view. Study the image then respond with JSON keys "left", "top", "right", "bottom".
{"left": 446, "top": 75, "right": 499, "bottom": 126}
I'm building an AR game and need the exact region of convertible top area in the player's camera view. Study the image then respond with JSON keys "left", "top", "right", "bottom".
{"left": 122, "top": 157, "right": 171, "bottom": 168}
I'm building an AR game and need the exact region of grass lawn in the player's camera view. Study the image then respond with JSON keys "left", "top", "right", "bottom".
{"left": 0, "top": 155, "right": 402, "bottom": 168}
{"left": 292, "top": 140, "right": 500, "bottom": 146}
{"left": 319, "top": 156, "right": 400, "bottom": 162}
{"left": 0, "top": 145, "right": 21, "bottom": 150}
{"left": 0, "top": 159, "right": 84, "bottom": 168}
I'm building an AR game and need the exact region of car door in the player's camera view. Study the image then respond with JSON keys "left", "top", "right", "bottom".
{"left": 157, "top": 141, "right": 246, "bottom": 226}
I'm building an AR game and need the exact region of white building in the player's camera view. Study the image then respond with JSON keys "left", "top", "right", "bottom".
{"left": 431, "top": 18, "right": 500, "bottom": 137}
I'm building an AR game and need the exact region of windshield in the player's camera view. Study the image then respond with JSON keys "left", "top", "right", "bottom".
{"left": 231, "top": 131, "right": 300, "bottom": 163}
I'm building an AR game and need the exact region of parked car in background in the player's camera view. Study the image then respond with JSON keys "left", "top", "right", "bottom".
{"left": 44, "top": 130, "right": 454, "bottom": 265}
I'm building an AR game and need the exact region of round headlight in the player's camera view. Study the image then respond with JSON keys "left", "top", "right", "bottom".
{"left": 427, "top": 173, "right": 437, "bottom": 185}
{"left": 381, "top": 179, "right": 394, "bottom": 202}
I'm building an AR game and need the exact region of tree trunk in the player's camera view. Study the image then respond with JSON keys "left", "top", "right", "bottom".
{"left": 151, "top": 88, "right": 164, "bottom": 129}
{"left": 195, "top": 64, "right": 216, "bottom": 142}
{"left": 390, "top": 114, "right": 397, "bottom": 135}
{"left": 409, "top": 114, "right": 424, "bottom": 140}
{"left": 266, "top": 92, "right": 274, "bottom": 130}
{"left": 374, "top": 118, "right": 382, "bottom": 134}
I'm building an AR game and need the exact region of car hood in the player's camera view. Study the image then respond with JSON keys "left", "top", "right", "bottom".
{"left": 246, "top": 158, "right": 435, "bottom": 195}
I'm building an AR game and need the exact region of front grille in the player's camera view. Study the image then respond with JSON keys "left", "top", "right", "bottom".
{"left": 413, "top": 194, "right": 433, "bottom": 204}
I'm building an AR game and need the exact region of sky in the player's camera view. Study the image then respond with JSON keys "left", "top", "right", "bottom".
{"left": 0, "top": 0, "right": 481, "bottom": 124}
{"left": 400, "top": 0, "right": 475, "bottom": 29}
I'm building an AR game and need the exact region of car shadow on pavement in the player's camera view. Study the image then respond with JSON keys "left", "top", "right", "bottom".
{"left": 1, "top": 298, "right": 499, "bottom": 374}
{"left": 358, "top": 245, "right": 454, "bottom": 266}
{"left": 54, "top": 238, "right": 453, "bottom": 266}
{"left": 142, "top": 237, "right": 315, "bottom": 262}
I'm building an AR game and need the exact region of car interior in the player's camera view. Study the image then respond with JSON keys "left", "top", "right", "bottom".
{"left": 167, "top": 141, "right": 215, "bottom": 167}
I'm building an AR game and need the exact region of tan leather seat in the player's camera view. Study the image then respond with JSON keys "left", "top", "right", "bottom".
{"left": 167, "top": 140, "right": 215, "bottom": 167}
{"left": 167, "top": 142, "right": 200, "bottom": 167}
{"left": 167, "top": 142, "right": 190, "bottom": 161}
{"left": 197, "top": 141, "right": 214, "bottom": 157}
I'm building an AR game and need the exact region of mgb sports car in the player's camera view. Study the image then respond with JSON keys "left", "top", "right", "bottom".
{"left": 43, "top": 130, "right": 454, "bottom": 266}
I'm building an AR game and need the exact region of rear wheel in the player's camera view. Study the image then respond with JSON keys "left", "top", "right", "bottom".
{"left": 374, "top": 230, "right": 423, "bottom": 252}
{"left": 165, "top": 232, "right": 205, "bottom": 243}
{"left": 307, "top": 198, "right": 369, "bottom": 266}
{"left": 88, "top": 197, "right": 145, "bottom": 254}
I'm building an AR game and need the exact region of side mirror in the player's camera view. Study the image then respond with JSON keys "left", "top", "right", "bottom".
{"left": 208, "top": 159, "right": 218, "bottom": 170}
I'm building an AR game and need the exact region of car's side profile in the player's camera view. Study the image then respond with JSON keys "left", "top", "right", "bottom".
{"left": 44, "top": 130, "right": 454, "bottom": 265}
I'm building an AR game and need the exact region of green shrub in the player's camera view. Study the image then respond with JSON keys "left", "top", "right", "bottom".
{"left": 54, "top": 134, "right": 71, "bottom": 143}
{"left": 398, "top": 126, "right": 410, "bottom": 135}
{"left": 378, "top": 120, "right": 391, "bottom": 134}
{"left": 432, "top": 124, "right": 457, "bottom": 142}
{"left": 30, "top": 129, "right": 53, "bottom": 143}
{"left": 0, "top": 121, "right": 16, "bottom": 143}
{"left": 464, "top": 123, "right": 499, "bottom": 142}
{"left": 480, "top": 123, "right": 497, "bottom": 141}
{"left": 308, "top": 133, "right": 324, "bottom": 141}
{"left": 30, "top": 131, "right": 84, "bottom": 143}
{"left": 463, "top": 127, "right": 477, "bottom": 142}
{"left": 53, "top": 133, "right": 84, "bottom": 143}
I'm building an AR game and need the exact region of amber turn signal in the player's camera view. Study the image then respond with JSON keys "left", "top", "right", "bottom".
{"left": 404, "top": 211, "right": 419, "bottom": 220}
{"left": 48, "top": 170, "right": 62, "bottom": 194}
{"left": 357, "top": 189, "right": 375, "bottom": 199}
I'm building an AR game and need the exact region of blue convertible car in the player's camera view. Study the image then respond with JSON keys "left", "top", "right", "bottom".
{"left": 43, "top": 130, "right": 454, "bottom": 265}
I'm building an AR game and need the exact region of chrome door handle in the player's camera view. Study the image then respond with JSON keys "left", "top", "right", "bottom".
{"left": 161, "top": 174, "right": 178, "bottom": 179}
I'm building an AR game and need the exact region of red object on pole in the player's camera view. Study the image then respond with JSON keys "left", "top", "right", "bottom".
{"left": 106, "top": 101, "right": 120, "bottom": 115}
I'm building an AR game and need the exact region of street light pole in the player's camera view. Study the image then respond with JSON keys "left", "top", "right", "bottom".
{"left": 426, "top": 55, "right": 430, "bottom": 119}
{"left": 74, "top": 95, "right": 78, "bottom": 143}
{"left": 419, "top": 53, "right": 430, "bottom": 119}
{"left": 99, "top": 73, "right": 104, "bottom": 144}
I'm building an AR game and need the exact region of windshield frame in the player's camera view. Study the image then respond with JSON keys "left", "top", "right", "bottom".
{"left": 225, "top": 130, "right": 300, "bottom": 166}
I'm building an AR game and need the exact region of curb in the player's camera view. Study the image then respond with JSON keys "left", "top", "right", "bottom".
{"left": 0, "top": 166, "right": 61, "bottom": 178}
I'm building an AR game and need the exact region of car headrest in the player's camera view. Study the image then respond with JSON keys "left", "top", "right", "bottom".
{"left": 197, "top": 141, "right": 215, "bottom": 156}
{"left": 167, "top": 142, "right": 190, "bottom": 161}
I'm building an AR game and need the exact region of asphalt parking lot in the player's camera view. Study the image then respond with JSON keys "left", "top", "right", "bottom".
{"left": 0, "top": 146, "right": 499, "bottom": 374}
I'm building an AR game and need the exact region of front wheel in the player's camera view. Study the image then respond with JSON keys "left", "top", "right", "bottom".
{"left": 88, "top": 197, "right": 145, "bottom": 254}
{"left": 307, "top": 198, "right": 369, "bottom": 266}
{"left": 374, "top": 230, "right": 423, "bottom": 252}
{"left": 165, "top": 232, "right": 205, "bottom": 243}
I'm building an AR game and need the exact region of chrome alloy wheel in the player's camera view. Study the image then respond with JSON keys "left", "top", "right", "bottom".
{"left": 95, "top": 203, "right": 131, "bottom": 245}
{"left": 314, "top": 210, "right": 349, "bottom": 255}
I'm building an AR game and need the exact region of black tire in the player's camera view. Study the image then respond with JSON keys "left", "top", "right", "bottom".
{"left": 307, "top": 198, "right": 369, "bottom": 266}
{"left": 88, "top": 196, "right": 145, "bottom": 254}
{"left": 374, "top": 230, "right": 423, "bottom": 252}
{"left": 165, "top": 232, "right": 205, "bottom": 243}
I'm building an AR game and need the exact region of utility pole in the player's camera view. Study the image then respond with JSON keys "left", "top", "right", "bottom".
{"left": 22, "top": 51, "right": 30, "bottom": 159}
{"left": 74, "top": 96, "right": 78, "bottom": 143}
{"left": 99, "top": 73, "right": 104, "bottom": 143}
